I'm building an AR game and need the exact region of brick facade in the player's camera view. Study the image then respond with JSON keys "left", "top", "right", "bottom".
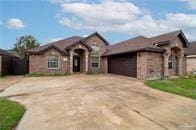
{"left": 136, "top": 36, "right": 187, "bottom": 79}
{"left": 84, "top": 35, "right": 107, "bottom": 73}
{"left": 28, "top": 31, "right": 188, "bottom": 79}
{"left": 137, "top": 52, "right": 163, "bottom": 80}
{"left": 29, "top": 48, "right": 69, "bottom": 73}
{"left": 186, "top": 56, "right": 196, "bottom": 73}
{"left": 161, "top": 37, "right": 186, "bottom": 77}
{"left": 0, "top": 56, "right": 1, "bottom": 74}
{"left": 29, "top": 35, "right": 108, "bottom": 74}
{"left": 137, "top": 52, "right": 147, "bottom": 79}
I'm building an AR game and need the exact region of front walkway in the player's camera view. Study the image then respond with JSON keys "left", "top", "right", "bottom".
{"left": 0, "top": 75, "right": 196, "bottom": 130}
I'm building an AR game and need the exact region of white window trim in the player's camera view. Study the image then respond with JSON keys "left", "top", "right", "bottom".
{"left": 91, "top": 55, "right": 100, "bottom": 68}
{"left": 47, "top": 56, "right": 60, "bottom": 70}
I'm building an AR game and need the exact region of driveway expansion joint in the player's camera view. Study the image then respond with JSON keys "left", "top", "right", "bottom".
{"left": 113, "top": 96, "right": 168, "bottom": 130}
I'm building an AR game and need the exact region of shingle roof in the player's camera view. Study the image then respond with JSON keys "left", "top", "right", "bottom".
{"left": 28, "top": 30, "right": 190, "bottom": 56}
{"left": 28, "top": 36, "right": 83, "bottom": 55}
{"left": 103, "top": 30, "right": 189, "bottom": 56}
{"left": 103, "top": 36, "right": 164, "bottom": 56}
{"left": 150, "top": 30, "right": 180, "bottom": 44}
{"left": 150, "top": 30, "right": 189, "bottom": 47}
{"left": 185, "top": 42, "right": 196, "bottom": 55}
{"left": 27, "top": 32, "right": 109, "bottom": 55}
{"left": 0, "top": 49, "right": 17, "bottom": 57}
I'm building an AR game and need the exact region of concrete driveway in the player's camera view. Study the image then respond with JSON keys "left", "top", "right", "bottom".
{"left": 0, "top": 74, "right": 196, "bottom": 130}
{"left": 0, "top": 76, "right": 23, "bottom": 92}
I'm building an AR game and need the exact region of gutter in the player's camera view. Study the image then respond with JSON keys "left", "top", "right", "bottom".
{"left": 102, "top": 47, "right": 165, "bottom": 57}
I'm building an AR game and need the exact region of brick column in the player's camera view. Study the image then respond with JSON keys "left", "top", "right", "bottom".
{"left": 85, "top": 51, "right": 89, "bottom": 73}
{"left": 0, "top": 56, "right": 2, "bottom": 75}
{"left": 70, "top": 50, "right": 73, "bottom": 74}
{"left": 178, "top": 54, "right": 183, "bottom": 76}
{"left": 163, "top": 55, "right": 169, "bottom": 78}
{"left": 105, "top": 57, "right": 108, "bottom": 74}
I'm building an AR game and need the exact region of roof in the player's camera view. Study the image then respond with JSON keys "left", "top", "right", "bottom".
{"left": 83, "top": 32, "right": 109, "bottom": 45}
{"left": 185, "top": 41, "right": 196, "bottom": 55}
{"left": 103, "top": 36, "right": 164, "bottom": 56}
{"left": 0, "top": 49, "right": 17, "bottom": 57}
{"left": 28, "top": 36, "right": 83, "bottom": 55}
{"left": 150, "top": 30, "right": 189, "bottom": 47}
{"left": 27, "top": 32, "right": 108, "bottom": 55}
{"left": 103, "top": 30, "right": 189, "bottom": 56}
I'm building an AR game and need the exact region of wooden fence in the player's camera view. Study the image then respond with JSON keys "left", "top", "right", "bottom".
{"left": 1, "top": 55, "right": 28, "bottom": 76}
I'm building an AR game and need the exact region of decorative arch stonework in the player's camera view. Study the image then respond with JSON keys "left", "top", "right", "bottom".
{"left": 163, "top": 42, "right": 184, "bottom": 78}
{"left": 69, "top": 43, "right": 90, "bottom": 74}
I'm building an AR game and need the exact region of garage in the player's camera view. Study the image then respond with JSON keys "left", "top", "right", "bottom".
{"left": 108, "top": 53, "right": 137, "bottom": 77}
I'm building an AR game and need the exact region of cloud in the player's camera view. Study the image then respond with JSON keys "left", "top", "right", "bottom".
{"left": 0, "top": 20, "right": 2, "bottom": 25}
{"left": 45, "top": 37, "right": 64, "bottom": 43}
{"left": 49, "top": 0, "right": 84, "bottom": 4}
{"left": 6, "top": 18, "right": 25, "bottom": 29}
{"left": 178, "top": 0, "right": 196, "bottom": 10}
{"left": 55, "top": 0, "right": 196, "bottom": 40}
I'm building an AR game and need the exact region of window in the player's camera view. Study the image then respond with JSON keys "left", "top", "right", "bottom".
{"left": 91, "top": 56, "right": 99, "bottom": 68}
{"left": 91, "top": 45, "right": 100, "bottom": 68}
{"left": 168, "top": 55, "right": 173, "bottom": 69}
{"left": 48, "top": 56, "right": 59, "bottom": 69}
{"left": 91, "top": 45, "right": 99, "bottom": 55}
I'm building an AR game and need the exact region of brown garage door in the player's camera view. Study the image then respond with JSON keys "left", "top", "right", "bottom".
{"left": 108, "top": 53, "right": 137, "bottom": 77}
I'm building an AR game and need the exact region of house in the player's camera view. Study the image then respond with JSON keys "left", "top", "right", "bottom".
{"left": 185, "top": 42, "right": 196, "bottom": 74}
{"left": 27, "top": 30, "right": 190, "bottom": 80}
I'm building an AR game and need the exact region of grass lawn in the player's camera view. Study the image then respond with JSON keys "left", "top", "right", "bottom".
{"left": 145, "top": 75, "right": 196, "bottom": 99}
{"left": 0, "top": 98, "right": 25, "bottom": 130}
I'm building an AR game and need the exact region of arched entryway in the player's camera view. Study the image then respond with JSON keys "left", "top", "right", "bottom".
{"left": 69, "top": 44, "right": 89, "bottom": 74}
{"left": 73, "top": 49, "right": 85, "bottom": 73}
{"left": 164, "top": 47, "right": 183, "bottom": 77}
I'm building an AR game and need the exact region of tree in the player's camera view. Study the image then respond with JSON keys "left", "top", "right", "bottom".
{"left": 14, "top": 35, "right": 40, "bottom": 58}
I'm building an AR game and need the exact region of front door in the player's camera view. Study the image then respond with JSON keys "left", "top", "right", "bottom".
{"left": 73, "top": 56, "right": 80, "bottom": 72}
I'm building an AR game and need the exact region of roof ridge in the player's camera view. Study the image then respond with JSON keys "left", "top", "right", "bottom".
{"left": 83, "top": 31, "right": 109, "bottom": 45}
{"left": 150, "top": 30, "right": 181, "bottom": 39}
{"left": 46, "top": 36, "right": 83, "bottom": 45}
{"left": 113, "top": 35, "right": 148, "bottom": 45}
{"left": 28, "top": 36, "right": 83, "bottom": 52}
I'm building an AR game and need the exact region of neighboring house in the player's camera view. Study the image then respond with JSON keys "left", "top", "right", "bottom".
{"left": 185, "top": 42, "right": 196, "bottom": 74}
{"left": 27, "top": 30, "right": 190, "bottom": 80}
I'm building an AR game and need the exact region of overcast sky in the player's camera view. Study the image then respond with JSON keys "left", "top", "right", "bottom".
{"left": 0, "top": 0, "right": 196, "bottom": 49}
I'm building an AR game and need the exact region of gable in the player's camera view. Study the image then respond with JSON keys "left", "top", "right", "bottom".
{"left": 172, "top": 36, "right": 185, "bottom": 49}
{"left": 84, "top": 34, "right": 108, "bottom": 49}
{"left": 28, "top": 45, "right": 67, "bottom": 56}
{"left": 176, "top": 32, "right": 189, "bottom": 48}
